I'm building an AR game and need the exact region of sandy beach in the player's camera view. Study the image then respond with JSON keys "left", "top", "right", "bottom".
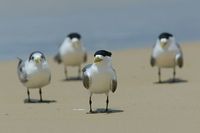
{"left": 0, "top": 43, "right": 200, "bottom": 133}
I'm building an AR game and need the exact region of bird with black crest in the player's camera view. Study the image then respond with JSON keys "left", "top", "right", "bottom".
{"left": 82, "top": 50, "right": 117, "bottom": 113}
{"left": 54, "top": 33, "right": 87, "bottom": 80}
{"left": 150, "top": 32, "right": 184, "bottom": 83}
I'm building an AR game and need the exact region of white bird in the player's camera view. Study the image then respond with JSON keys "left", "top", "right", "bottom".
{"left": 54, "top": 33, "right": 87, "bottom": 79}
{"left": 17, "top": 51, "right": 51, "bottom": 102}
{"left": 151, "top": 32, "right": 184, "bottom": 83}
{"left": 82, "top": 50, "right": 117, "bottom": 113}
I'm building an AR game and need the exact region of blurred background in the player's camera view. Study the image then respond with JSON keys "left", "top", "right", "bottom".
{"left": 0, "top": 0, "right": 199, "bottom": 60}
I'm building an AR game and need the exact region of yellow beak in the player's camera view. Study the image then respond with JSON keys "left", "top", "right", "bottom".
{"left": 34, "top": 57, "right": 41, "bottom": 64}
{"left": 94, "top": 57, "right": 103, "bottom": 63}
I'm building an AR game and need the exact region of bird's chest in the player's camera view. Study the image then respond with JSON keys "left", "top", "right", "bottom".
{"left": 62, "top": 49, "right": 84, "bottom": 65}
{"left": 29, "top": 70, "right": 49, "bottom": 80}
{"left": 156, "top": 51, "right": 176, "bottom": 67}
{"left": 90, "top": 70, "right": 112, "bottom": 93}
{"left": 26, "top": 67, "right": 50, "bottom": 88}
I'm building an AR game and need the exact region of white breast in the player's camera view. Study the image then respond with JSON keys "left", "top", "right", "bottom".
{"left": 155, "top": 51, "right": 176, "bottom": 68}
{"left": 88, "top": 66, "right": 113, "bottom": 94}
{"left": 153, "top": 43, "right": 180, "bottom": 68}
{"left": 23, "top": 62, "right": 51, "bottom": 89}
{"left": 59, "top": 41, "right": 85, "bottom": 66}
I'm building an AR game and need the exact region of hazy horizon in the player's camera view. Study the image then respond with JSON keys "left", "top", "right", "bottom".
{"left": 0, "top": 0, "right": 200, "bottom": 60}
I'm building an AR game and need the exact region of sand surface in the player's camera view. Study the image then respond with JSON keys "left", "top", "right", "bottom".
{"left": 0, "top": 43, "right": 200, "bottom": 133}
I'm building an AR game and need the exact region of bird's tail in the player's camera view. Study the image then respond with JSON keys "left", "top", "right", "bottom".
{"left": 17, "top": 57, "right": 22, "bottom": 60}
{"left": 54, "top": 53, "right": 62, "bottom": 64}
{"left": 17, "top": 57, "right": 23, "bottom": 66}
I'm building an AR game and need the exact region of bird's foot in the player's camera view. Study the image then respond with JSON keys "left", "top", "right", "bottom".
{"left": 89, "top": 109, "right": 94, "bottom": 114}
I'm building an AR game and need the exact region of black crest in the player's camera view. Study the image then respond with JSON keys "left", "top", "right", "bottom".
{"left": 158, "top": 32, "right": 173, "bottom": 40}
{"left": 29, "top": 51, "right": 45, "bottom": 61}
{"left": 67, "top": 33, "right": 81, "bottom": 40}
{"left": 94, "top": 50, "right": 112, "bottom": 57}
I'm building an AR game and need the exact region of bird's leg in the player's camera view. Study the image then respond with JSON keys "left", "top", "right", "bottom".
{"left": 64, "top": 66, "right": 68, "bottom": 79}
{"left": 89, "top": 94, "right": 93, "bottom": 113}
{"left": 173, "top": 67, "right": 176, "bottom": 82}
{"left": 158, "top": 68, "right": 161, "bottom": 83}
{"left": 39, "top": 88, "right": 43, "bottom": 102}
{"left": 106, "top": 95, "right": 109, "bottom": 112}
{"left": 27, "top": 88, "right": 31, "bottom": 102}
{"left": 78, "top": 65, "right": 81, "bottom": 79}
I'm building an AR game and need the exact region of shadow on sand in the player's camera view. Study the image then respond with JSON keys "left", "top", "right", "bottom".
{"left": 154, "top": 78, "right": 188, "bottom": 84}
{"left": 62, "top": 77, "right": 82, "bottom": 82}
{"left": 24, "top": 99, "right": 57, "bottom": 104}
{"left": 86, "top": 108, "right": 124, "bottom": 114}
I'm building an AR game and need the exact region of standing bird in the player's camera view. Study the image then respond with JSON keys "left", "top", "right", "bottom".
{"left": 82, "top": 50, "right": 117, "bottom": 113}
{"left": 54, "top": 33, "right": 87, "bottom": 79}
{"left": 17, "top": 51, "right": 51, "bottom": 102}
{"left": 150, "top": 32, "right": 183, "bottom": 83}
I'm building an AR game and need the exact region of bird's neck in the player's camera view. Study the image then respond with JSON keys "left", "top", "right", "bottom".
{"left": 94, "top": 63, "right": 110, "bottom": 70}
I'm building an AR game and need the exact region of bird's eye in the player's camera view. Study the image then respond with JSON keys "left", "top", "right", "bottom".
{"left": 41, "top": 55, "right": 45, "bottom": 59}
{"left": 31, "top": 56, "right": 34, "bottom": 60}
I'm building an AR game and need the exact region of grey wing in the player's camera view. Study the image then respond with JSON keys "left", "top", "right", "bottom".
{"left": 54, "top": 42, "right": 63, "bottom": 64}
{"left": 17, "top": 59, "right": 28, "bottom": 83}
{"left": 83, "top": 52, "right": 87, "bottom": 63}
{"left": 82, "top": 73, "right": 90, "bottom": 89}
{"left": 150, "top": 56, "right": 156, "bottom": 67}
{"left": 111, "top": 79, "right": 117, "bottom": 93}
{"left": 176, "top": 43, "right": 184, "bottom": 68}
{"left": 82, "top": 64, "right": 92, "bottom": 89}
{"left": 111, "top": 68, "right": 117, "bottom": 93}
{"left": 150, "top": 43, "right": 156, "bottom": 67}
{"left": 54, "top": 53, "right": 62, "bottom": 64}
{"left": 177, "top": 56, "right": 183, "bottom": 68}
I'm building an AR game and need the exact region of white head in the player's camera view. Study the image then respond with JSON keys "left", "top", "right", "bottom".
{"left": 93, "top": 50, "right": 112, "bottom": 66}
{"left": 67, "top": 32, "right": 82, "bottom": 48}
{"left": 158, "top": 32, "right": 174, "bottom": 49}
{"left": 29, "top": 51, "right": 47, "bottom": 65}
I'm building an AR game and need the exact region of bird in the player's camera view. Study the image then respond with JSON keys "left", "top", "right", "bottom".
{"left": 150, "top": 32, "right": 183, "bottom": 83}
{"left": 82, "top": 50, "right": 117, "bottom": 113}
{"left": 17, "top": 51, "right": 51, "bottom": 102}
{"left": 54, "top": 32, "right": 87, "bottom": 79}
